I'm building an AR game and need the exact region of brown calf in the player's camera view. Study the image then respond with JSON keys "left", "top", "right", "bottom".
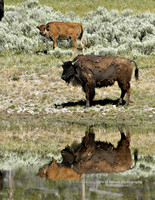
{"left": 37, "top": 21, "right": 85, "bottom": 54}
{"left": 37, "top": 158, "right": 82, "bottom": 181}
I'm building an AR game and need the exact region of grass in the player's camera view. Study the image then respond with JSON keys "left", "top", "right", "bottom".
{"left": 1, "top": 0, "right": 155, "bottom": 164}
{"left": 5, "top": 0, "right": 155, "bottom": 16}
{"left": 0, "top": 113, "right": 154, "bottom": 155}
{"left": 0, "top": 52, "right": 154, "bottom": 118}
{"left": 0, "top": 52, "right": 155, "bottom": 156}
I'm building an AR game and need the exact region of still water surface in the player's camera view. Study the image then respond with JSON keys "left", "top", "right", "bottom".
{"left": 0, "top": 127, "right": 154, "bottom": 199}
{"left": 0, "top": 167, "right": 154, "bottom": 200}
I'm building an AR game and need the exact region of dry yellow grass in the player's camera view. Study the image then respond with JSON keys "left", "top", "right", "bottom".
{"left": 0, "top": 124, "right": 154, "bottom": 155}
{"left": 0, "top": 53, "right": 154, "bottom": 156}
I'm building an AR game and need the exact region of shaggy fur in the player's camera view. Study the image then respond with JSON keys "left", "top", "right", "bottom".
{"left": 38, "top": 128, "right": 138, "bottom": 179}
{"left": 63, "top": 128, "right": 138, "bottom": 174}
{"left": 61, "top": 54, "right": 139, "bottom": 107}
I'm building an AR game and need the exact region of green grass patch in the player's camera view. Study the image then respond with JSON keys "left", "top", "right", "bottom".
{"left": 5, "top": 0, "right": 155, "bottom": 16}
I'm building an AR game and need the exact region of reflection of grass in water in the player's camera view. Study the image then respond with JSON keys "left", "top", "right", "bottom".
{"left": 0, "top": 114, "right": 154, "bottom": 156}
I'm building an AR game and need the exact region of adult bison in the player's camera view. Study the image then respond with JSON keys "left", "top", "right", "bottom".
{"left": 61, "top": 55, "right": 139, "bottom": 107}
{"left": 0, "top": 0, "right": 4, "bottom": 21}
{"left": 37, "top": 128, "right": 138, "bottom": 180}
{"left": 37, "top": 21, "right": 85, "bottom": 54}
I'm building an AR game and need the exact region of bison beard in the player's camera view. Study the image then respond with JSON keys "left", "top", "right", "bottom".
{"left": 61, "top": 55, "right": 139, "bottom": 108}
{"left": 0, "top": 0, "right": 4, "bottom": 21}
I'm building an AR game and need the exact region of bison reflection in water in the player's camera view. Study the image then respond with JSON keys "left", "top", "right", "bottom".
{"left": 61, "top": 55, "right": 139, "bottom": 107}
{"left": 38, "top": 129, "right": 138, "bottom": 181}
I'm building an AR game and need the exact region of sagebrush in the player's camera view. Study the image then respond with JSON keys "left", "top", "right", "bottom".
{"left": 0, "top": 0, "right": 155, "bottom": 57}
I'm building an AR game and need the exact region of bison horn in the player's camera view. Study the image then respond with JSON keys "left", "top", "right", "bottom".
{"left": 61, "top": 59, "right": 65, "bottom": 64}
{"left": 72, "top": 59, "right": 78, "bottom": 65}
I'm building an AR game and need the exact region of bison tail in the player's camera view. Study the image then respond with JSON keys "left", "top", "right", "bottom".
{"left": 130, "top": 149, "right": 138, "bottom": 170}
{"left": 79, "top": 25, "right": 84, "bottom": 40}
{"left": 135, "top": 67, "right": 139, "bottom": 81}
{"left": 130, "top": 60, "right": 139, "bottom": 81}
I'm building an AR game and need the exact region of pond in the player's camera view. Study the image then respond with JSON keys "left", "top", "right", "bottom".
{"left": 0, "top": 122, "right": 154, "bottom": 200}
{"left": 0, "top": 167, "right": 154, "bottom": 200}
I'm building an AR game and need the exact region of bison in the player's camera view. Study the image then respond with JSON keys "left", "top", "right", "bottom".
{"left": 37, "top": 157, "right": 81, "bottom": 181}
{"left": 0, "top": 0, "right": 4, "bottom": 21}
{"left": 37, "top": 21, "right": 85, "bottom": 54}
{"left": 61, "top": 54, "right": 139, "bottom": 107}
{"left": 61, "top": 128, "right": 138, "bottom": 174}
{"left": 37, "top": 128, "right": 138, "bottom": 180}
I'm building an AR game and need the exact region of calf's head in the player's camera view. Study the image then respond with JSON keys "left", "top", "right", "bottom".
{"left": 37, "top": 24, "right": 46, "bottom": 36}
{"left": 38, "top": 157, "right": 81, "bottom": 181}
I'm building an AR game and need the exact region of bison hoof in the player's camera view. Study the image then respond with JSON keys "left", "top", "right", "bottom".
{"left": 124, "top": 104, "right": 129, "bottom": 108}
{"left": 116, "top": 103, "right": 121, "bottom": 107}
{"left": 85, "top": 104, "right": 90, "bottom": 109}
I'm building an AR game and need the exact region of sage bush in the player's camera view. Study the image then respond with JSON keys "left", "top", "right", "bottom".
{"left": 0, "top": 0, "right": 155, "bottom": 56}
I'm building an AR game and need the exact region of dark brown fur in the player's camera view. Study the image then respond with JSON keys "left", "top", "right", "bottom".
{"left": 62, "top": 128, "right": 138, "bottom": 174}
{"left": 61, "top": 54, "right": 139, "bottom": 107}
{"left": 0, "top": 0, "right": 4, "bottom": 21}
{"left": 37, "top": 21, "right": 85, "bottom": 54}
{"left": 38, "top": 128, "right": 138, "bottom": 180}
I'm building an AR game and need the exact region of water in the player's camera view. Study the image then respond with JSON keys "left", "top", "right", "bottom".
{"left": 0, "top": 127, "right": 154, "bottom": 199}
{"left": 0, "top": 168, "right": 154, "bottom": 200}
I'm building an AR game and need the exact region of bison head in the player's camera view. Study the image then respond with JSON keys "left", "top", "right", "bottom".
{"left": 37, "top": 24, "right": 46, "bottom": 36}
{"left": 61, "top": 61, "right": 77, "bottom": 84}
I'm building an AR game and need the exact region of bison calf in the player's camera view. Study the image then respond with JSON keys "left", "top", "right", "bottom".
{"left": 61, "top": 55, "right": 139, "bottom": 107}
{"left": 37, "top": 21, "right": 85, "bottom": 54}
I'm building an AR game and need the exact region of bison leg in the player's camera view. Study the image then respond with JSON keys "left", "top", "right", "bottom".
{"left": 118, "top": 82, "right": 131, "bottom": 106}
{"left": 125, "top": 87, "right": 131, "bottom": 106}
{"left": 117, "top": 88, "right": 126, "bottom": 106}
{"left": 71, "top": 36, "right": 78, "bottom": 54}
{"left": 83, "top": 83, "right": 95, "bottom": 108}
{"left": 53, "top": 37, "right": 58, "bottom": 49}
{"left": 80, "top": 39, "right": 85, "bottom": 54}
